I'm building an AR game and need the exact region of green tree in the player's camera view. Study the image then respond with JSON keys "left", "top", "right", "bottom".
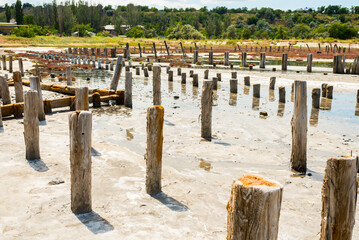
{"left": 15, "top": 0, "right": 24, "bottom": 25}
{"left": 329, "top": 22, "right": 357, "bottom": 39}
{"left": 125, "top": 26, "right": 144, "bottom": 38}
{"left": 24, "top": 15, "right": 36, "bottom": 25}
{"left": 5, "top": 4, "right": 12, "bottom": 22}
{"left": 241, "top": 28, "right": 251, "bottom": 39}
{"left": 223, "top": 25, "right": 238, "bottom": 39}
{"left": 72, "top": 24, "right": 94, "bottom": 37}
{"left": 52, "top": 0, "right": 59, "bottom": 30}
{"left": 167, "top": 24, "right": 205, "bottom": 40}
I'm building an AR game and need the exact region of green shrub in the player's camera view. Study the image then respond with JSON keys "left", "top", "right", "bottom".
{"left": 97, "top": 31, "right": 111, "bottom": 37}
{"left": 125, "top": 26, "right": 144, "bottom": 38}
{"left": 167, "top": 24, "right": 205, "bottom": 40}
{"left": 13, "top": 26, "right": 36, "bottom": 38}
{"left": 72, "top": 24, "right": 94, "bottom": 37}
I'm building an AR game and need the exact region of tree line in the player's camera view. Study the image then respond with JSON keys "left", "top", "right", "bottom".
{"left": 0, "top": 0, "right": 358, "bottom": 40}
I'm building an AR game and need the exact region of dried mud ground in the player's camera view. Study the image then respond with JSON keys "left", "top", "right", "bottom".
{"left": 1, "top": 48, "right": 359, "bottom": 239}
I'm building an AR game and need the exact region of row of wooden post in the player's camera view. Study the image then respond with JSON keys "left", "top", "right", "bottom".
{"left": 0, "top": 55, "right": 24, "bottom": 76}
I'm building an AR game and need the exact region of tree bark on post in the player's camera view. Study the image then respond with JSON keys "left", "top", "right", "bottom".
{"left": 291, "top": 81, "right": 307, "bottom": 173}
{"left": 69, "top": 111, "right": 92, "bottom": 214}
{"left": 29, "top": 76, "right": 46, "bottom": 121}
{"left": 0, "top": 76, "right": 11, "bottom": 105}
{"left": 227, "top": 175, "right": 283, "bottom": 240}
{"left": 13, "top": 71, "right": 24, "bottom": 103}
{"left": 320, "top": 157, "right": 357, "bottom": 240}
{"left": 110, "top": 56, "right": 123, "bottom": 91}
{"left": 23, "top": 90, "right": 40, "bottom": 160}
{"left": 125, "top": 71, "right": 132, "bottom": 108}
{"left": 153, "top": 66, "right": 161, "bottom": 105}
{"left": 75, "top": 87, "right": 89, "bottom": 111}
{"left": 66, "top": 66, "right": 72, "bottom": 86}
{"left": 201, "top": 80, "right": 213, "bottom": 139}
{"left": 145, "top": 105, "right": 164, "bottom": 195}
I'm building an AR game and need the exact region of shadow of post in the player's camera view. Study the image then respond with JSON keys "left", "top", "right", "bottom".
{"left": 27, "top": 159, "right": 49, "bottom": 172}
{"left": 76, "top": 211, "right": 114, "bottom": 234}
{"left": 152, "top": 192, "right": 189, "bottom": 212}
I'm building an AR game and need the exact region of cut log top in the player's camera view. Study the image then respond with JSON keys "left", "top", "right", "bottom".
{"left": 237, "top": 174, "right": 281, "bottom": 188}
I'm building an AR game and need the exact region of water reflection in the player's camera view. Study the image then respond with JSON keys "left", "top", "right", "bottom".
{"left": 310, "top": 108, "right": 319, "bottom": 126}
{"left": 252, "top": 97, "right": 260, "bottom": 110}
{"left": 277, "top": 102, "right": 285, "bottom": 117}
{"left": 320, "top": 98, "right": 332, "bottom": 111}
{"left": 144, "top": 77, "right": 148, "bottom": 85}
{"left": 168, "top": 81, "right": 173, "bottom": 92}
{"left": 229, "top": 93, "right": 237, "bottom": 106}
{"left": 269, "top": 89, "right": 275, "bottom": 102}
{"left": 181, "top": 84, "right": 186, "bottom": 95}
{"left": 243, "top": 86, "right": 250, "bottom": 95}
{"left": 192, "top": 87, "right": 198, "bottom": 99}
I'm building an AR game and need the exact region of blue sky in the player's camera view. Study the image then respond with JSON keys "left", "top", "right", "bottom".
{"left": 0, "top": 0, "right": 356, "bottom": 10}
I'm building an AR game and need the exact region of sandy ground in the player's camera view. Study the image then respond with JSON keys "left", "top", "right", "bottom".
{"left": 1, "top": 48, "right": 359, "bottom": 239}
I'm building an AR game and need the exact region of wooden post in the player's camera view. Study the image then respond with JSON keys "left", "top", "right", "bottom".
{"left": 136, "top": 67, "right": 140, "bottom": 75}
{"left": 29, "top": 76, "right": 46, "bottom": 121}
{"left": 227, "top": 175, "right": 283, "bottom": 240}
{"left": 244, "top": 76, "right": 250, "bottom": 86}
{"left": 320, "top": 157, "right": 357, "bottom": 240}
{"left": 66, "top": 66, "right": 72, "bottom": 86}
{"left": 193, "top": 74, "right": 198, "bottom": 87}
{"left": 326, "top": 85, "right": 333, "bottom": 99}
{"left": 217, "top": 73, "right": 222, "bottom": 82}
{"left": 357, "top": 89, "right": 359, "bottom": 103}
{"left": 1, "top": 55, "right": 6, "bottom": 70}
{"left": 153, "top": 42, "right": 157, "bottom": 59}
{"left": 307, "top": 54, "right": 313, "bottom": 72}
{"left": 230, "top": 79, "right": 238, "bottom": 93}
{"left": 204, "top": 69, "right": 209, "bottom": 79}
{"left": 224, "top": 51, "right": 229, "bottom": 66}
{"left": 181, "top": 72, "right": 186, "bottom": 84}
{"left": 23, "top": 90, "right": 40, "bottom": 160}
{"left": 253, "top": 84, "right": 260, "bottom": 98}
{"left": 312, "top": 88, "right": 320, "bottom": 109}
{"left": 146, "top": 105, "right": 164, "bottom": 195}
{"left": 321, "top": 83, "right": 328, "bottom": 97}
{"left": 279, "top": 86, "right": 286, "bottom": 103}
{"left": 260, "top": 52, "right": 266, "bottom": 69}
{"left": 269, "top": 77, "right": 276, "bottom": 90}
{"left": 291, "top": 81, "right": 307, "bottom": 173}
{"left": 282, "top": 53, "right": 288, "bottom": 71}
{"left": 168, "top": 70, "right": 173, "bottom": 82}
{"left": 92, "top": 92, "right": 101, "bottom": 108}
{"left": 194, "top": 50, "right": 198, "bottom": 64}
{"left": 110, "top": 56, "right": 123, "bottom": 91}
{"left": 231, "top": 72, "right": 237, "bottom": 79}
{"left": 0, "top": 76, "right": 11, "bottom": 105}
{"left": 69, "top": 111, "right": 92, "bottom": 214}
{"left": 75, "top": 87, "right": 89, "bottom": 111}
{"left": 209, "top": 51, "right": 213, "bottom": 65}
{"left": 18, "top": 58, "right": 24, "bottom": 77}
{"left": 13, "top": 72, "right": 24, "bottom": 103}
{"left": 144, "top": 67, "right": 149, "bottom": 77}
{"left": 177, "top": 68, "right": 181, "bottom": 76}
{"left": 164, "top": 41, "right": 170, "bottom": 56}
{"left": 8, "top": 56, "right": 12, "bottom": 73}
{"left": 153, "top": 66, "right": 161, "bottom": 105}
{"left": 125, "top": 71, "right": 132, "bottom": 108}
{"left": 201, "top": 80, "right": 213, "bottom": 139}
{"left": 212, "top": 77, "right": 218, "bottom": 90}
{"left": 241, "top": 52, "right": 247, "bottom": 67}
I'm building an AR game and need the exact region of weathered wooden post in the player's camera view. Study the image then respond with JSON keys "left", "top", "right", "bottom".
{"left": 153, "top": 66, "right": 161, "bottom": 105}
{"left": 1, "top": 55, "right": 6, "bottom": 70}
{"left": 66, "top": 66, "right": 72, "bottom": 86}
{"left": 181, "top": 72, "right": 186, "bottom": 84}
{"left": 153, "top": 42, "right": 158, "bottom": 59}
{"left": 320, "top": 157, "right": 357, "bottom": 240}
{"left": 227, "top": 175, "right": 283, "bottom": 240}
{"left": 177, "top": 68, "right": 181, "bottom": 76}
{"left": 13, "top": 72, "right": 24, "bottom": 103}
{"left": 230, "top": 79, "right": 238, "bottom": 93}
{"left": 193, "top": 74, "right": 198, "bottom": 87}
{"left": 312, "top": 88, "right": 320, "bottom": 109}
{"left": 204, "top": 69, "right": 209, "bottom": 79}
{"left": 282, "top": 53, "right": 288, "bottom": 71}
{"left": 357, "top": 89, "right": 359, "bottom": 103}
{"left": 69, "top": 111, "right": 92, "bottom": 214}
{"left": 244, "top": 76, "right": 250, "bottom": 86}
{"left": 321, "top": 83, "right": 328, "bottom": 97}
{"left": 269, "top": 77, "right": 276, "bottom": 90}
{"left": 0, "top": 76, "right": 11, "bottom": 105}
{"left": 24, "top": 90, "right": 40, "bottom": 160}
{"left": 279, "top": 86, "right": 286, "bottom": 103}
{"left": 326, "top": 85, "right": 333, "bottom": 99}
{"left": 209, "top": 51, "right": 213, "bottom": 65}
{"left": 241, "top": 52, "right": 247, "bottom": 67}
{"left": 136, "top": 67, "right": 140, "bottom": 75}
{"left": 18, "top": 58, "right": 24, "bottom": 76}
{"left": 75, "top": 87, "right": 89, "bottom": 111}
{"left": 145, "top": 105, "right": 164, "bottom": 195}
{"left": 125, "top": 71, "right": 132, "bottom": 108}
{"left": 231, "top": 72, "right": 237, "bottom": 79}
{"left": 201, "top": 80, "right": 213, "bottom": 139}
{"left": 168, "top": 70, "right": 173, "bottom": 82}
{"left": 224, "top": 51, "right": 229, "bottom": 66}
{"left": 291, "top": 81, "right": 307, "bottom": 173}
{"left": 164, "top": 40, "right": 170, "bottom": 56}
{"left": 307, "top": 54, "right": 313, "bottom": 72}
{"left": 194, "top": 50, "right": 199, "bottom": 64}
{"left": 29, "top": 76, "right": 46, "bottom": 121}
{"left": 253, "top": 84, "right": 260, "bottom": 98}
{"left": 216, "top": 73, "right": 221, "bottom": 82}
{"left": 212, "top": 77, "right": 218, "bottom": 90}
{"left": 260, "top": 52, "right": 266, "bottom": 68}
{"left": 110, "top": 56, "right": 123, "bottom": 91}
{"left": 144, "top": 67, "right": 149, "bottom": 77}
{"left": 8, "top": 56, "right": 12, "bottom": 73}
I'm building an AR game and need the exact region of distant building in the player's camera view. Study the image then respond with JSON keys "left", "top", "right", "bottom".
{"left": 103, "top": 24, "right": 117, "bottom": 36}
{"left": 0, "top": 19, "right": 28, "bottom": 35}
